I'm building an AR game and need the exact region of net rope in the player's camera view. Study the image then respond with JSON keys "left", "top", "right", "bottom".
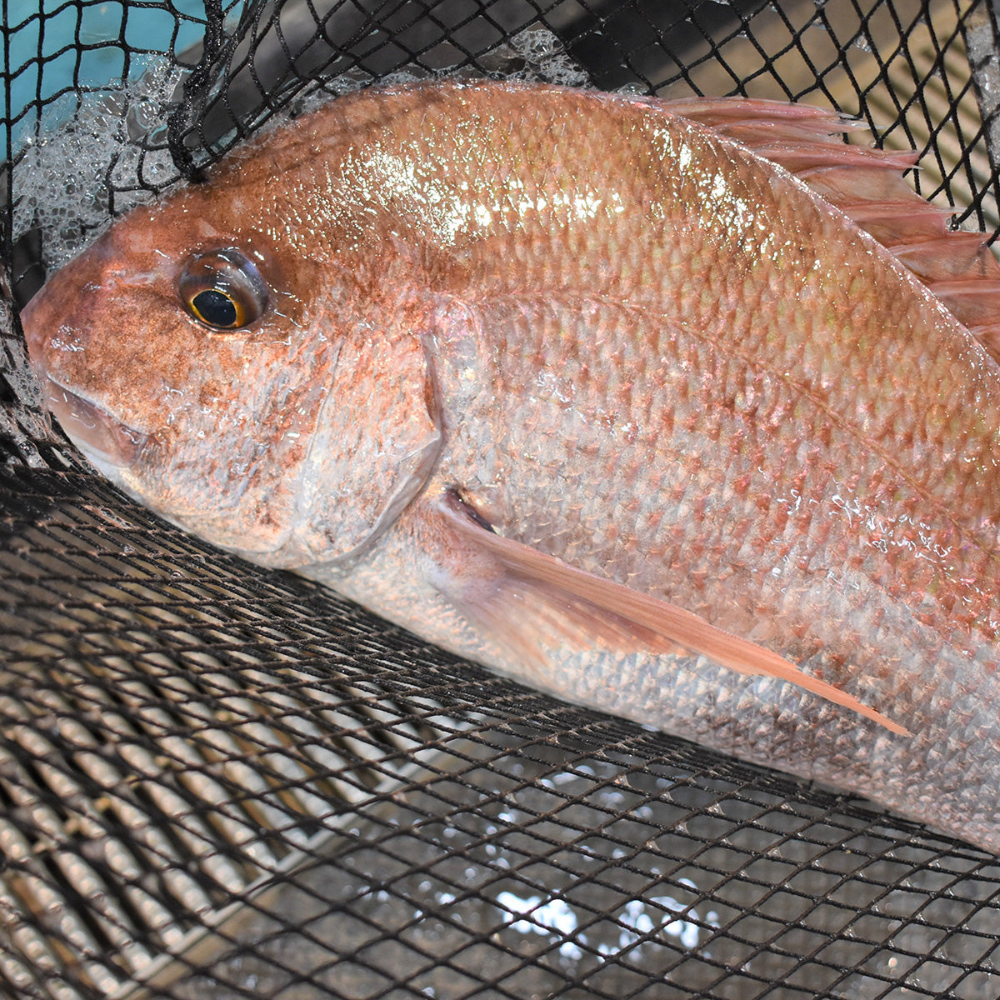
{"left": 2, "top": 2, "right": 1000, "bottom": 998}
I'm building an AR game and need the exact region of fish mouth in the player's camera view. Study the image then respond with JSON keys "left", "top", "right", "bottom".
{"left": 39, "top": 374, "right": 149, "bottom": 470}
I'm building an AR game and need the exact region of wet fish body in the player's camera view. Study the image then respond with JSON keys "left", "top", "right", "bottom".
{"left": 21, "top": 81, "right": 1000, "bottom": 850}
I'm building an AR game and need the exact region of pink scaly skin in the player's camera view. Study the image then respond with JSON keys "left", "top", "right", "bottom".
{"left": 20, "top": 80, "right": 1000, "bottom": 850}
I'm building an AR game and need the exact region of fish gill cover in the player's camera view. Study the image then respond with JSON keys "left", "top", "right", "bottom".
{"left": 2, "top": 2, "right": 1000, "bottom": 1000}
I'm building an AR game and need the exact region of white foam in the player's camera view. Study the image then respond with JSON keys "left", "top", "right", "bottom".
{"left": 13, "top": 58, "right": 185, "bottom": 272}
{"left": 503, "top": 27, "right": 589, "bottom": 87}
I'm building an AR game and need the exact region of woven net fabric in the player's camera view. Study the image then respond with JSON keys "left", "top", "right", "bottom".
{"left": 3, "top": 2, "right": 1000, "bottom": 998}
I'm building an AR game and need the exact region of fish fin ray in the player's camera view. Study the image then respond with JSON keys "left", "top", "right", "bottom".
{"left": 438, "top": 493, "right": 908, "bottom": 735}
{"left": 929, "top": 282, "right": 1000, "bottom": 338}
{"left": 890, "top": 233, "right": 1000, "bottom": 281}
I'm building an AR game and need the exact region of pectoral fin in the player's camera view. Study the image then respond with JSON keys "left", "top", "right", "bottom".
{"left": 435, "top": 491, "right": 908, "bottom": 736}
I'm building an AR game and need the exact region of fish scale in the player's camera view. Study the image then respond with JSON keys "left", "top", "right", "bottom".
{"left": 20, "top": 80, "right": 1000, "bottom": 850}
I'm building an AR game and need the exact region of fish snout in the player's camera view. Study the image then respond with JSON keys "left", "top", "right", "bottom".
{"left": 19, "top": 238, "right": 150, "bottom": 469}
{"left": 19, "top": 231, "right": 119, "bottom": 377}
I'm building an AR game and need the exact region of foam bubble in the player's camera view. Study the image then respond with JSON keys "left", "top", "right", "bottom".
{"left": 503, "top": 28, "right": 590, "bottom": 87}
{"left": 13, "top": 59, "right": 185, "bottom": 272}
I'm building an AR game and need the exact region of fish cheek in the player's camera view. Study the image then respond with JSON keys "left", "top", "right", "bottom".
{"left": 281, "top": 324, "right": 444, "bottom": 568}
{"left": 117, "top": 404, "right": 289, "bottom": 554}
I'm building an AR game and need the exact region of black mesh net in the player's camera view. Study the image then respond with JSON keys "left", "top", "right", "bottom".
{"left": 3, "top": 2, "right": 1000, "bottom": 998}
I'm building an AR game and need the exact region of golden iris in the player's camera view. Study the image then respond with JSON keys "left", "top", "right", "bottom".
{"left": 179, "top": 249, "right": 269, "bottom": 330}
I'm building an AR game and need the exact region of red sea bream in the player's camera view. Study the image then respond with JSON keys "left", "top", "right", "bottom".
{"left": 20, "top": 80, "right": 1000, "bottom": 850}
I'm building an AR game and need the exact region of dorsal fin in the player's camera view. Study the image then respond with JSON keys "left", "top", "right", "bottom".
{"left": 664, "top": 97, "right": 1000, "bottom": 361}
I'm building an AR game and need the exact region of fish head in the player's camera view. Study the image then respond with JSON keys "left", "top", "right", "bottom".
{"left": 20, "top": 167, "right": 443, "bottom": 570}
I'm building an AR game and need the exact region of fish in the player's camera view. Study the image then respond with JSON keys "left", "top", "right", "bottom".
{"left": 20, "top": 79, "right": 1000, "bottom": 851}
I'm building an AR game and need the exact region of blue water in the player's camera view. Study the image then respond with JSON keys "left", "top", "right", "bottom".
{"left": 5, "top": 1, "right": 246, "bottom": 154}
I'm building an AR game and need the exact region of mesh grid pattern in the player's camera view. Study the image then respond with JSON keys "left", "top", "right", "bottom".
{"left": 3, "top": 1, "right": 1000, "bottom": 998}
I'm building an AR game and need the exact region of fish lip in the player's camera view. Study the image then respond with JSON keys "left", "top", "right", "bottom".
{"left": 39, "top": 373, "right": 149, "bottom": 469}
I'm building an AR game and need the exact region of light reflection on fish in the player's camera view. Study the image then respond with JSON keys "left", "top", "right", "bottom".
{"left": 20, "top": 80, "right": 1000, "bottom": 851}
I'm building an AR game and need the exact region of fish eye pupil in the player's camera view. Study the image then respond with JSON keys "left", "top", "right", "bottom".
{"left": 179, "top": 249, "right": 268, "bottom": 332}
{"left": 192, "top": 288, "right": 238, "bottom": 328}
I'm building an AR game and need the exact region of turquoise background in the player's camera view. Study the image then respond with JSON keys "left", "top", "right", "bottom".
{"left": 4, "top": 1, "right": 246, "bottom": 153}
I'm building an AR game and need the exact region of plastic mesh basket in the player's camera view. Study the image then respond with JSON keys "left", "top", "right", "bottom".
{"left": 3, "top": 2, "right": 1000, "bottom": 998}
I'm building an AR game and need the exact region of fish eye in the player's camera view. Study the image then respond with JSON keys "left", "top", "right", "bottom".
{"left": 179, "top": 249, "right": 269, "bottom": 331}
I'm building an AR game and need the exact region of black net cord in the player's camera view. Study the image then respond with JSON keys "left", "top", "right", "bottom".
{"left": 968, "top": 0, "right": 1000, "bottom": 229}
{"left": 4, "top": 3, "right": 1000, "bottom": 1000}
{"left": 166, "top": 0, "right": 225, "bottom": 182}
